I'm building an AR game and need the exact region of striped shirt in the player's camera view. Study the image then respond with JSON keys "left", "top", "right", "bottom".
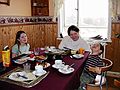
{"left": 84, "top": 55, "right": 103, "bottom": 78}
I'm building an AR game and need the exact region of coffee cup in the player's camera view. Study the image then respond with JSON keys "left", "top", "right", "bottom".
{"left": 50, "top": 46, "right": 55, "bottom": 49}
{"left": 55, "top": 60, "right": 64, "bottom": 66}
{"left": 50, "top": 46, "right": 56, "bottom": 51}
{"left": 35, "top": 65, "right": 43, "bottom": 74}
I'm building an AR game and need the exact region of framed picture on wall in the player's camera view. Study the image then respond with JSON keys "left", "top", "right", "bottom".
{"left": 0, "top": 0, "right": 10, "bottom": 5}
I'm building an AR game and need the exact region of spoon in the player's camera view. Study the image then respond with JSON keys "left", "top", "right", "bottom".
{"left": 68, "top": 63, "right": 75, "bottom": 69}
{"left": 16, "top": 73, "right": 28, "bottom": 79}
{"left": 70, "top": 63, "right": 75, "bottom": 67}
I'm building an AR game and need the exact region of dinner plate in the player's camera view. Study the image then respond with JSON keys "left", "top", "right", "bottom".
{"left": 8, "top": 72, "right": 36, "bottom": 82}
{"left": 32, "top": 70, "right": 47, "bottom": 76}
{"left": 13, "top": 59, "right": 27, "bottom": 64}
{"left": 50, "top": 49, "right": 65, "bottom": 54}
{"left": 28, "top": 57, "right": 35, "bottom": 61}
{"left": 13, "top": 57, "right": 30, "bottom": 64}
{"left": 72, "top": 54, "right": 84, "bottom": 59}
{"left": 58, "top": 67, "right": 74, "bottom": 74}
{"left": 24, "top": 51, "right": 33, "bottom": 54}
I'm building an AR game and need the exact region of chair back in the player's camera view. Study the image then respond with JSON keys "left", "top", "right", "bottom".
{"left": 101, "top": 58, "right": 113, "bottom": 72}
{"left": 87, "top": 58, "right": 113, "bottom": 90}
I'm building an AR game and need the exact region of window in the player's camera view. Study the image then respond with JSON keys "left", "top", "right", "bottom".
{"left": 59, "top": 0, "right": 111, "bottom": 41}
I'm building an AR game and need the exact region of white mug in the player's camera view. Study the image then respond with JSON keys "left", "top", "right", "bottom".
{"left": 55, "top": 60, "right": 64, "bottom": 66}
{"left": 35, "top": 65, "right": 43, "bottom": 73}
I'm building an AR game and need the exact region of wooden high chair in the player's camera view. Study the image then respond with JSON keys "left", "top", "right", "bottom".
{"left": 87, "top": 58, "right": 113, "bottom": 90}
{"left": 114, "top": 79, "right": 120, "bottom": 88}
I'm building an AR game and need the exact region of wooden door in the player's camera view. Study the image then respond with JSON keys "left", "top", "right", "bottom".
{"left": 106, "top": 23, "right": 120, "bottom": 72}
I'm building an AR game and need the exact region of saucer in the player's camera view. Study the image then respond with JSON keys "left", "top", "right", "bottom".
{"left": 52, "top": 64, "right": 64, "bottom": 69}
{"left": 58, "top": 67, "right": 74, "bottom": 74}
{"left": 32, "top": 70, "right": 47, "bottom": 76}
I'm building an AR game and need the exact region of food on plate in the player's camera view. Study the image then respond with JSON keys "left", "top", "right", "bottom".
{"left": 17, "top": 57, "right": 30, "bottom": 62}
{"left": 36, "top": 62, "right": 50, "bottom": 68}
{"left": 40, "top": 62, "right": 49, "bottom": 68}
{"left": 29, "top": 54, "right": 34, "bottom": 58}
{"left": 35, "top": 55, "right": 46, "bottom": 60}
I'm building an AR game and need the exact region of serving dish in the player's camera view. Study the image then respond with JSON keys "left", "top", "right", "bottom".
{"left": 0, "top": 67, "right": 49, "bottom": 88}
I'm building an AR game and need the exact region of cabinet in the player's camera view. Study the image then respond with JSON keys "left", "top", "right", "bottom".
{"left": 106, "top": 22, "right": 120, "bottom": 72}
{"left": 31, "top": 0, "right": 49, "bottom": 16}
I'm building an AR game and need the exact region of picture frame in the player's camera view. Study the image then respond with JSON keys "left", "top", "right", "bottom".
{"left": 0, "top": 0, "right": 10, "bottom": 6}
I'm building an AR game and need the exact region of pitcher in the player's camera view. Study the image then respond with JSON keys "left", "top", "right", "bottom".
{"left": 2, "top": 50, "right": 10, "bottom": 67}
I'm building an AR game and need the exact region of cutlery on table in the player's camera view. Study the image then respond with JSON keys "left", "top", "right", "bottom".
{"left": 16, "top": 73, "right": 28, "bottom": 79}
{"left": 68, "top": 63, "right": 75, "bottom": 69}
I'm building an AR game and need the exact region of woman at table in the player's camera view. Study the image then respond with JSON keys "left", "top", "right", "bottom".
{"left": 12, "top": 31, "right": 30, "bottom": 58}
{"left": 78, "top": 42, "right": 104, "bottom": 90}
{"left": 58, "top": 25, "right": 90, "bottom": 51}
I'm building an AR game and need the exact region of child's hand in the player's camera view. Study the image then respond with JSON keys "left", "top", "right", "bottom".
{"left": 89, "top": 66, "right": 96, "bottom": 72}
{"left": 89, "top": 66, "right": 101, "bottom": 74}
{"left": 95, "top": 67, "right": 101, "bottom": 74}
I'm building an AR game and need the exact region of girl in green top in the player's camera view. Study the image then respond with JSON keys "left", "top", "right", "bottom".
{"left": 12, "top": 31, "right": 30, "bottom": 58}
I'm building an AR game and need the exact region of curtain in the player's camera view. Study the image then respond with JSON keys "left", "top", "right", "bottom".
{"left": 52, "top": 0, "right": 64, "bottom": 22}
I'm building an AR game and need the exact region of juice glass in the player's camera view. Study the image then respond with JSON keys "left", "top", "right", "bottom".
{"left": 79, "top": 48, "right": 85, "bottom": 54}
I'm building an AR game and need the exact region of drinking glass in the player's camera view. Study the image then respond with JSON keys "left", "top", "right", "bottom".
{"left": 34, "top": 48, "right": 40, "bottom": 55}
{"left": 23, "top": 63, "right": 31, "bottom": 73}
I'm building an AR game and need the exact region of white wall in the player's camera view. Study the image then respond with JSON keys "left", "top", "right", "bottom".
{"left": 0, "top": 0, "right": 31, "bottom": 16}
{"left": 49, "top": 0, "right": 54, "bottom": 16}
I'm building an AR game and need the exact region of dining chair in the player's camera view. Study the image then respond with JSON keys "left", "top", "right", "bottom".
{"left": 114, "top": 79, "right": 120, "bottom": 88}
{"left": 87, "top": 58, "right": 113, "bottom": 90}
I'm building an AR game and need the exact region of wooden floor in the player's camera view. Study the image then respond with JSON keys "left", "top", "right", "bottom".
{"left": 87, "top": 76, "right": 120, "bottom": 90}
{"left": 87, "top": 85, "right": 119, "bottom": 90}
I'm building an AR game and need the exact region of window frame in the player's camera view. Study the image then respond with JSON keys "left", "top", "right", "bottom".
{"left": 58, "top": 0, "right": 112, "bottom": 42}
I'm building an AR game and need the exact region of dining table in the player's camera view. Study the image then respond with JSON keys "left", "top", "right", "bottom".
{"left": 0, "top": 51, "right": 89, "bottom": 90}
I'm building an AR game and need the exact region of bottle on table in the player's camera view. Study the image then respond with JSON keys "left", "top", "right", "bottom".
{"left": 2, "top": 46, "right": 10, "bottom": 67}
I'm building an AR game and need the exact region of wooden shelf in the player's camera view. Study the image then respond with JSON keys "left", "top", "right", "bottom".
{"left": 31, "top": 0, "right": 49, "bottom": 16}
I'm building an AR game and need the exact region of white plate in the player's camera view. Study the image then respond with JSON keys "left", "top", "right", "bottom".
{"left": 13, "top": 59, "right": 27, "bottom": 64}
{"left": 32, "top": 70, "right": 47, "bottom": 76}
{"left": 72, "top": 54, "right": 84, "bottom": 59}
{"left": 8, "top": 72, "right": 36, "bottom": 82}
{"left": 58, "top": 67, "right": 74, "bottom": 74}
{"left": 13, "top": 57, "right": 30, "bottom": 64}
{"left": 52, "top": 64, "right": 64, "bottom": 69}
{"left": 50, "top": 49, "right": 64, "bottom": 54}
{"left": 28, "top": 57, "right": 35, "bottom": 61}
{"left": 24, "top": 51, "right": 33, "bottom": 54}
